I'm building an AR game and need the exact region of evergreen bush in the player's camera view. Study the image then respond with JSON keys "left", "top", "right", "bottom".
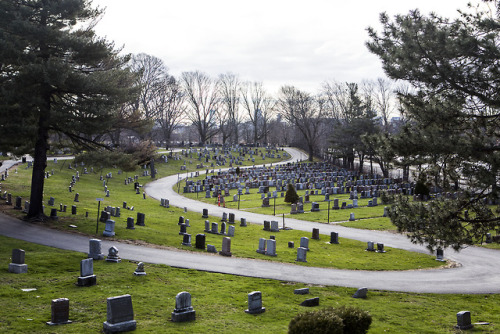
{"left": 284, "top": 183, "right": 300, "bottom": 204}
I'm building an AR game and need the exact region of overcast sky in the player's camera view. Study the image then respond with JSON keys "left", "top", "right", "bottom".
{"left": 92, "top": 0, "right": 474, "bottom": 94}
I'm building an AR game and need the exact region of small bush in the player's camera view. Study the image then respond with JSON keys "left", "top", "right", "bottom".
{"left": 285, "top": 183, "right": 299, "bottom": 204}
{"left": 288, "top": 309, "right": 343, "bottom": 334}
{"left": 288, "top": 306, "right": 372, "bottom": 334}
{"left": 332, "top": 306, "right": 372, "bottom": 334}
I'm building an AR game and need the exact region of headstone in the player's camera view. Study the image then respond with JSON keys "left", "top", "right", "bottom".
{"left": 220, "top": 222, "right": 227, "bottom": 235}
{"left": 240, "top": 217, "right": 247, "bottom": 227}
{"left": 207, "top": 244, "right": 217, "bottom": 253}
{"left": 294, "top": 288, "right": 309, "bottom": 295}
{"left": 211, "top": 222, "right": 219, "bottom": 234}
{"left": 265, "top": 239, "right": 277, "bottom": 256}
{"left": 46, "top": 298, "right": 72, "bottom": 326}
{"left": 103, "top": 294, "right": 136, "bottom": 333}
{"left": 133, "top": 262, "right": 146, "bottom": 276}
{"left": 106, "top": 246, "right": 121, "bottom": 263}
{"left": 263, "top": 220, "right": 270, "bottom": 231}
{"left": 202, "top": 208, "right": 209, "bottom": 218}
{"left": 352, "top": 287, "right": 368, "bottom": 299}
{"left": 48, "top": 197, "right": 55, "bottom": 206}
{"left": 296, "top": 247, "right": 307, "bottom": 262}
{"left": 257, "top": 238, "right": 266, "bottom": 254}
{"left": 14, "top": 196, "right": 22, "bottom": 210}
{"left": 182, "top": 234, "right": 192, "bottom": 247}
{"left": 219, "top": 237, "right": 232, "bottom": 256}
{"left": 300, "top": 297, "right": 320, "bottom": 307}
{"left": 171, "top": 292, "right": 196, "bottom": 322}
{"left": 349, "top": 212, "right": 355, "bottom": 221}
{"left": 136, "top": 212, "right": 145, "bottom": 226}
{"left": 300, "top": 237, "right": 309, "bottom": 250}
{"left": 245, "top": 291, "right": 265, "bottom": 314}
{"left": 88, "top": 239, "right": 104, "bottom": 260}
{"left": 126, "top": 217, "right": 135, "bottom": 230}
{"left": 227, "top": 225, "right": 235, "bottom": 237}
{"left": 8, "top": 249, "right": 28, "bottom": 274}
{"left": 77, "top": 258, "right": 96, "bottom": 286}
{"left": 376, "top": 243, "right": 386, "bottom": 253}
{"left": 74, "top": 193, "right": 79, "bottom": 202}
{"left": 312, "top": 228, "right": 320, "bottom": 240}
{"left": 366, "top": 241, "right": 375, "bottom": 252}
{"left": 436, "top": 248, "right": 445, "bottom": 261}
{"left": 329, "top": 232, "right": 339, "bottom": 244}
{"left": 103, "top": 219, "right": 116, "bottom": 237}
{"left": 195, "top": 234, "right": 206, "bottom": 250}
{"left": 179, "top": 223, "right": 187, "bottom": 235}
{"left": 456, "top": 311, "right": 473, "bottom": 330}
{"left": 228, "top": 213, "right": 235, "bottom": 224}
{"left": 288, "top": 241, "right": 295, "bottom": 248}
{"left": 50, "top": 208, "right": 58, "bottom": 220}
{"left": 270, "top": 220, "right": 279, "bottom": 232}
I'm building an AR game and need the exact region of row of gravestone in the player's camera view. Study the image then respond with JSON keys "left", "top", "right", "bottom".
{"left": 8, "top": 247, "right": 472, "bottom": 331}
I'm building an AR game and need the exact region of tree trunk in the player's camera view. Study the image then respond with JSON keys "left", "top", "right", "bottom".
{"left": 28, "top": 119, "right": 49, "bottom": 220}
{"left": 308, "top": 144, "right": 314, "bottom": 162}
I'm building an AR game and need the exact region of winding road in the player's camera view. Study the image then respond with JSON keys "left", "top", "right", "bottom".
{"left": 0, "top": 148, "right": 498, "bottom": 294}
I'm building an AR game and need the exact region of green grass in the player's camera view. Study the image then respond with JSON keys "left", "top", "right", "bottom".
{"left": 0, "top": 156, "right": 441, "bottom": 271}
{"left": 0, "top": 235, "right": 499, "bottom": 333}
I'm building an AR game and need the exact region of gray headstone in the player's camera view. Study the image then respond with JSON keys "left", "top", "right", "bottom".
{"left": 294, "top": 288, "right": 309, "bottom": 295}
{"left": 300, "top": 237, "right": 309, "bottom": 250}
{"left": 88, "top": 239, "right": 104, "bottom": 260}
{"left": 207, "top": 244, "right": 217, "bottom": 253}
{"left": 171, "top": 291, "right": 196, "bottom": 322}
{"left": 103, "top": 220, "right": 116, "bottom": 237}
{"left": 296, "top": 247, "right": 307, "bottom": 262}
{"left": 265, "top": 239, "right": 277, "bottom": 256}
{"left": 134, "top": 262, "right": 146, "bottom": 276}
{"left": 245, "top": 291, "right": 265, "bottom": 314}
{"left": 352, "top": 287, "right": 368, "bottom": 299}
{"left": 80, "top": 258, "right": 94, "bottom": 277}
{"left": 219, "top": 237, "right": 232, "bottom": 256}
{"left": 106, "top": 246, "right": 121, "bottom": 263}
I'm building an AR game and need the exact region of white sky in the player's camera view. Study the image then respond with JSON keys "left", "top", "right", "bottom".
{"left": 92, "top": 0, "right": 474, "bottom": 95}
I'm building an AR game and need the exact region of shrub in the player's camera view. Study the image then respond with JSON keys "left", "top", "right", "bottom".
{"left": 332, "top": 306, "right": 372, "bottom": 334}
{"left": 285, "top": 183, "right": 299, "bottom": 204}
{"left": 288, "top": 309, "right": 343, "bottom": 334}
{"left": 288, "top": 306, "right": 372, "bottom": 334}
{"left": 414, "top": 179, "right": 430, "bottom": 199}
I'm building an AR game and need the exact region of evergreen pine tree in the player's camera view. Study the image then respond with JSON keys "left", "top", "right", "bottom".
{"left": 285, "top": 183, "right": 300, "bottom": 204}
{"left": 0, "top": 0, "right": 137, "bottom": 220}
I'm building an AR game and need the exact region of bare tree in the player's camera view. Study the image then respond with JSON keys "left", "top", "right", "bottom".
{"left": 154, "top": 75, "right": 186, "bottom": 149}
{"left": 278, "top": 86, "right": 326, "bottom": 161}
{"left": 181, "top": 71, "right": 221, "bottom": 145}
{"left": 218, "top": 73, "right": 242, "bottom": 145}
{"left": 130, "top": 53, "right": 167, "bottom": 122}
{"left": 240, "top": 81, "right": 275, "bottom": 145}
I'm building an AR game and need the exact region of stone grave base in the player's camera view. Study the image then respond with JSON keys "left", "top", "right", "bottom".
{"left": 171, "top": 309, "right": 196, "bottom": 322}
{"left": 77, "top": 275, "right": 97, "bottom": 287}
{"left": 245, "top": 307, "right": 265, "bottom": 314}
{"left": 46, "top": 320, "right": 72, "bottom": 326}
{"left": 8, "top": 263, "right": 28, "bottom": 274}
{"left": 219, "top": 250, "right": 232, "bottom": 257}
{"left": 103, "top": 319, "right": 137, "bottom": 333}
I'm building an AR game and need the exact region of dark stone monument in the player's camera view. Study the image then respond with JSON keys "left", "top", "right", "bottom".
{"left": 300, "top": 297, "right": 320, "bottom": 307}
{"left": 195, "top": 234, "right": 206, "bottom": 250}
{"left": 103, "top": 294, "right": 137, "bottom": 333}
{"left": 46, "top": 298, "right": 72, "bottom": 326}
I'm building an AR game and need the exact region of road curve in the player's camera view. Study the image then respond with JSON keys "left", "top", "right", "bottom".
{"left": 1, "top": 148, "right": 499, "bottom": 293}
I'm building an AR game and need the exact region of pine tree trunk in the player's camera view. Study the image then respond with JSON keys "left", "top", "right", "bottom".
{"left": 28, "top": 118, "right": 49, "bottom": 220}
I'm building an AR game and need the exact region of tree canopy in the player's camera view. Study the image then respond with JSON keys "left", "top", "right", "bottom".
{"left": 0, "top": 0, "right": 138, "bottom": 219}
{"left": 367, "top": 0, "right": 500, "bottom": 250}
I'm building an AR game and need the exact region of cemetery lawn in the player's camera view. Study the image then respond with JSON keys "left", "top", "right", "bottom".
{"left": 0, "top": 156, "right": 440, "bottom": 271}
{"left": 1, "top": 235, "right": 500, "bottom": 334}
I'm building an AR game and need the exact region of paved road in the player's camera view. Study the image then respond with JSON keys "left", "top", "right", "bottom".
{"left": 1, "top": 148, "right": 499, "bottom": 293}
